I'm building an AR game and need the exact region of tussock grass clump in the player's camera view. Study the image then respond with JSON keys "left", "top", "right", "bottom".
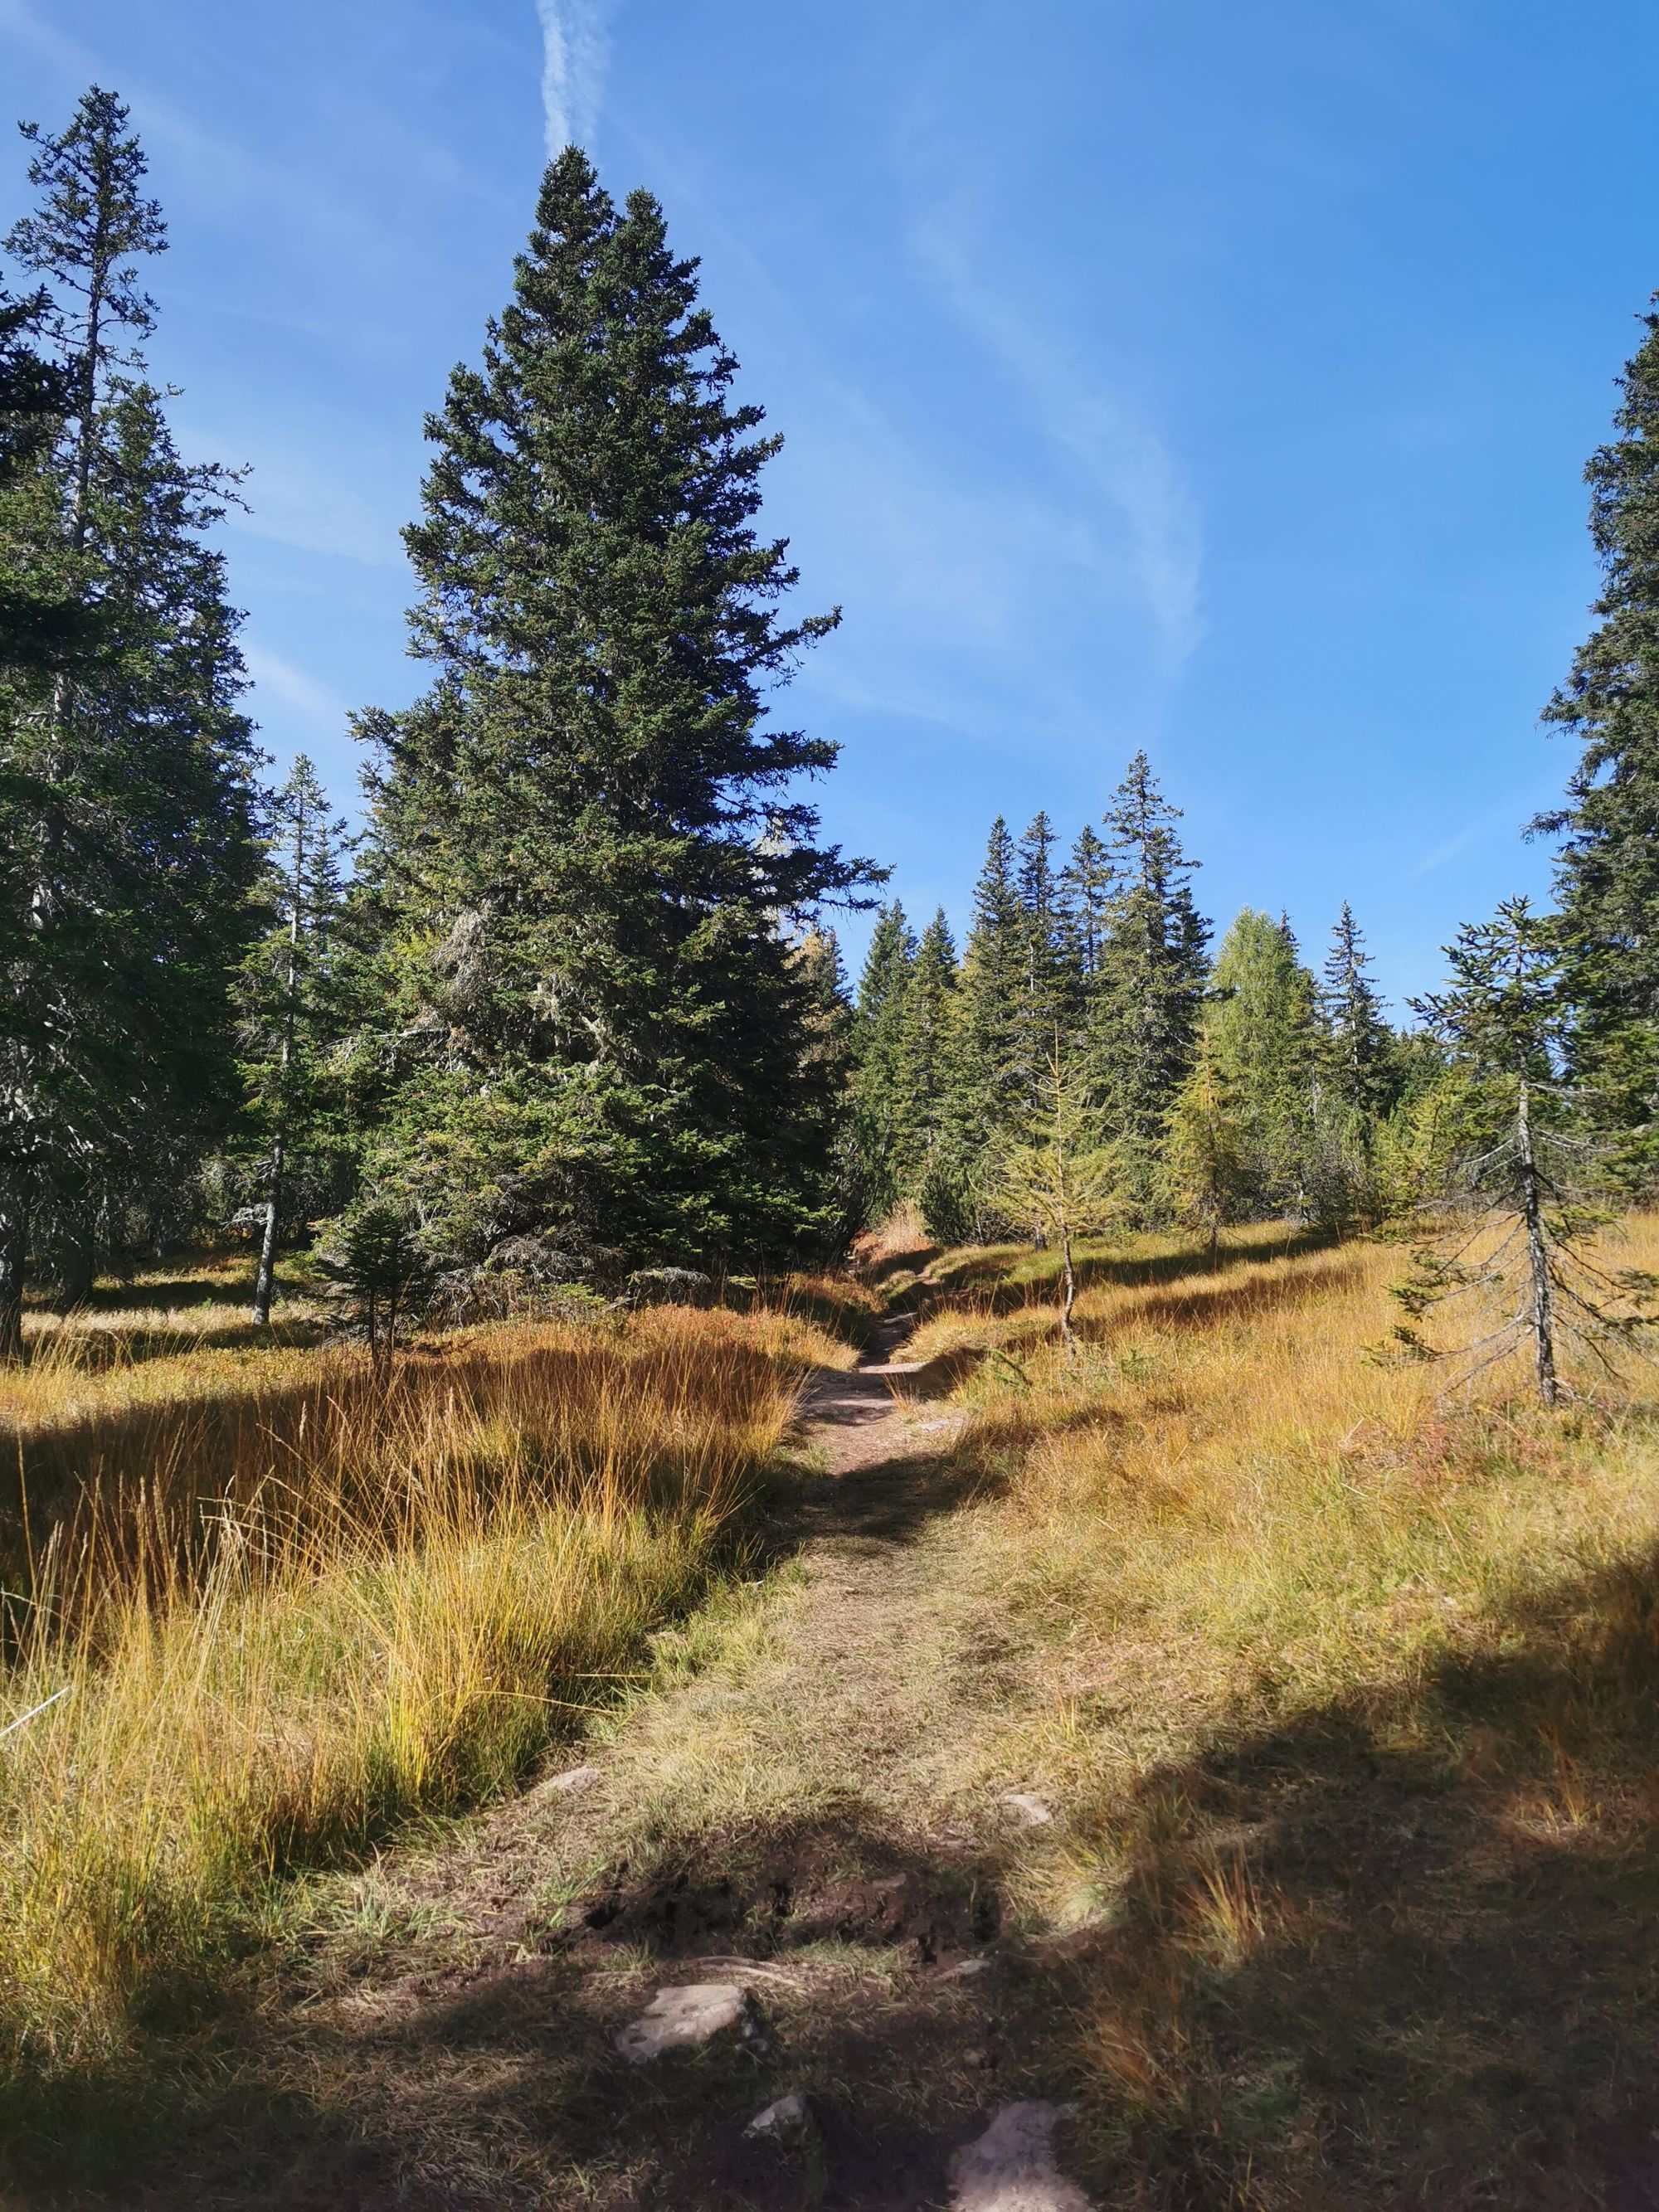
{"left": 0, "top": 1301, "right": 800, "bottom": 2078}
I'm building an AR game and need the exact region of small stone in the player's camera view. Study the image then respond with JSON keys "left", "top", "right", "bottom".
{"left": 949, "top": 2102, "right": 1092, "bottom": 2211}
{"left": 533, "top": 1762, "right": 601, "bottom": 1800}
{"left": 941, "top": 1953, "right": 992, "bottom": 1979}
{"left": 746, "top": 2091, "right": 810, "bottom": 2137}
{"left": 615, "top": 1981, "right": 758, "bottom": 2063}
{"left": 999, "top": 1791, "right": 1056, "bottom": 1831}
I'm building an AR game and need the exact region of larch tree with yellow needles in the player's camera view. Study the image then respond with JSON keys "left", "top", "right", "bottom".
{"left": 1162, "top": 1025, "right": 1249, "bottom": 1267}
{"left": 993, "top": 1042, "right": 1124, "bottom": 1353}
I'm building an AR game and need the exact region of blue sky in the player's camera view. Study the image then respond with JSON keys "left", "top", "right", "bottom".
{"left": 2, "top": 0, "right": 1652, "bottom": 1009}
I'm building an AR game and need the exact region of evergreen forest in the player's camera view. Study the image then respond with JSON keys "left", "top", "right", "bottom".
{"left": 3, "top": 90, "right": 1657, "bottom": 1354}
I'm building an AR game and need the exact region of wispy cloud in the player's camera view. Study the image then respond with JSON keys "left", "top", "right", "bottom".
{"left": 913, "top": 209, "right": 1204, "bottom": 670}
{"left": 244, "top": 645, "right": 352, "bottom": 735}
{"left": 1413, "top": 780, "right": 1564, "bottom": 878}
{"left": 536, "top": 0, "right": 617, "bottom": 157}
{"left": 173, "top": 425, "right": 405, "bottom": 567}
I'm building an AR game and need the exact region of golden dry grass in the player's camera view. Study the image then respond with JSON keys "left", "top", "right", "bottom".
{"left": 15, "top": 1220, "right": 1659, "bottom": 2206}
{"left": 0, "top": 1281, "right": 842, "bottom": 2082}
{"left": 912, "top": 1215, "right": 1659, "bottom": 2200}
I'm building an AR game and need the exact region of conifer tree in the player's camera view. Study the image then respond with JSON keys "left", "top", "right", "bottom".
{"left": 1058, "top": 822, "right": 1115, "bottom": 1012}
{"left": 0, "top": 285, "right": 75, "bottom": 683}
{"left": 1206, "top": 910, "right": 1321, "bottom": 1215}
{"left": 241, "top": 756, "right": 355, "bottom": 1325}
{"left": 1394, "top": 897, "right": 1655, "bottom": 1405}
{"left": 1087, "top": 753, "right": 1210, "bottom": 1201}
{"left": 0, "top": 90, "right": 258, "bottom": 1355}
{"left": 993, "top": 1041, "right": 1122, "bottom": 1352}
{"left": 1161, "top": 1023, "right": 1248, "bottom": 1264}
{"left": 846, "top": 900, "right": 916, "bottom": 1223}
{"left": 359, "top": 150, "right": 870, "bottom": 1280}
{"left": 1308, "top": 902, "right": 1399, "bottom": 1225}
{"left": 897, "top": 907, "right": 956, "bottom": 1203}
{"left": 1013, "top": 811, "right": 1069, "bottom": 1114}
{"left": 1536, "top": 297, "right": 1659, "bottom": 1179}
{"left": 1321, "top": 902, "right": 1394, "bottom": 1120}
{"left": 931, "top": 819, "right": 1027, "bottom": 1235}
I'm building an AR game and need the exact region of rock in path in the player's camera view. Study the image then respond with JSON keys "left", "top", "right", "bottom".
{"left": 614, "top": 1982, "right": 761, "bottom": 2063}
{"left": 949, "top": 2102, "right": 1092, "bottom": 2212}
{"left": 746, "top": 2091, "right": 810, "bottom": 2137}
{"left": 533, "top": 1762, "right": 601, "bottom": 1801}
{"left": 999, "top": 1791, "right": 1057, "bottom": 1831}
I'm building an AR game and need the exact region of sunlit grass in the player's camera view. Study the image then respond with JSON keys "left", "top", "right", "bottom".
{"left": 912, "top": 1214, "right": 1659, "bottom": 2190}
{"left": 0, "top": 1288, "right": 831, "bottom": 2078}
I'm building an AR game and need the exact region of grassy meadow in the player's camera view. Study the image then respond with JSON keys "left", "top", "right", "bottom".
{"left": 894, "top": 1213, "right": 1659, "bottom": 2201}
{"left": 0, "top": 1262, "right": 864, "bottom": 2082}
{"left": 7, "top": 1221, "right": 1659, "bottom": 2208}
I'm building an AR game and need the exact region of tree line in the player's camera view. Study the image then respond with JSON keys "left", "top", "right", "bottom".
{"left": 2, "top": 85, "right": 1658, "bottom": 1372}
{"left": 842, "top": 766, "right": 1431, "bottom": 1247}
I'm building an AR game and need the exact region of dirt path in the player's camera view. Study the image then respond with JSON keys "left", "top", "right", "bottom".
{"left": 797, "top": 1303, "right": 960, "bottom": 1471}
{"left": 159, "top": 1315, "right": 1094, "bottom": 2212}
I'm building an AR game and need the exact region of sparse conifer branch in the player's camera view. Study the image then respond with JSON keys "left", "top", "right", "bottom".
{"left": 1384, "top": 897, "right": 1657, "bottom": 1403}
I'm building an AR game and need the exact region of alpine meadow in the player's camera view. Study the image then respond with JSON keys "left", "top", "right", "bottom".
{"left": 9, "top": 37, "right": 1659, "bottom": 2212}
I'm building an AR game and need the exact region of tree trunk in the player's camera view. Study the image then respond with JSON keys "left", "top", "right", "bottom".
{"left": 1059, "top": 1227, "right": 1078, "bottom": 1357}
{"left": 1516, "top": 1076, "right": 1559, "bottom": 1406}
{"left": 0, "top": 1198, "right": 28, "bottom": 1365}
{"left": 254, "top": 819, "right": 303, "bottom": 1330}
{"left": 251, "top": 1137, "right": 284, "bottom": 1326}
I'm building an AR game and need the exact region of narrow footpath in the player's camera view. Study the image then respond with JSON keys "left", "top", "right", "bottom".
{"left": 177, "top": 1308, "right": 1098, "bottom": 2212}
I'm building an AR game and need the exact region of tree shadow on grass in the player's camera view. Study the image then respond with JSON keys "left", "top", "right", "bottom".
{"left": 22, "top": 1315, "right": 323, "bottom": 1374}
{"left": 1055, "top": 1534, "right": 1659, "bottom": 2208}
{"left": 908, "top": 1252, "right": 1367, "bottom": 1379}
{"left": 921, "top": 1224, "right": 1341, "bottom": 1323}
{"left": 13, "top": 1806, "right": 1080, "bottom": 2212}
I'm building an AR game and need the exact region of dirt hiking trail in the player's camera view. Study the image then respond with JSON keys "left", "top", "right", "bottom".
{"left": 135, "top": 1302, "right": 1101, "bottom": 2212}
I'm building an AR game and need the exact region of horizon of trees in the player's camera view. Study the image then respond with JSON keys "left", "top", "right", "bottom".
{"left": 843, "top": 766, "right": 1438, "bottom": 1245}
{"left": 2, "top": 83, "right": 1658, "bottom": 1360}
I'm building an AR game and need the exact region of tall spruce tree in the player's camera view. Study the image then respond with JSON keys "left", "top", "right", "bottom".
{"left": 1536, "top": 296, "right": 1659, "bottom": 1180}
{"left": 1311, "top": 902, "right": 1397, "bottom": 1223}
{"left": 932, "top": 818, "right": 1027, "bottom": 1235}
{"left": 1013, "top": 810, "right": 1069, "bottom": 1116}
{"left": 359, "top": 150, "right": 869, "bottom": 1280}
{"left": 1058, "top": 821, "right": 1115, "bottom": 1013}
{"left": 241, "top": 756, "right": 355, "bottom": 1325}
{"left": 0, "top": 90, "right": 258, "bottom": 1354}
{"left": 0, "top": 285, "right": 76, "bottom": 683}
{"left": 1206, "top": 908, "right": 1321, "bottom": 1214}
{"left": 846, "top": 899, "right": 916, "bottom": 1223}
{"left": 897, "top": 907, "right": 956, "bottom": 1204}
{"left": 1087, "top": 752, "right": 1210, "bottom": 1200}
{"left": 1321, "top": 902, "right": 1394, "bottom": 1118}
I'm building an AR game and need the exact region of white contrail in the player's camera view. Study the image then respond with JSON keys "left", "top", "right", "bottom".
{"left": 536, "top": 0, "right": 617, "bottom": 156}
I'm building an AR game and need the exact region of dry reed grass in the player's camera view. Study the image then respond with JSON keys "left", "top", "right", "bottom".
{"left": 0, "top": 1291, "right": 822, "bottom": 2079}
